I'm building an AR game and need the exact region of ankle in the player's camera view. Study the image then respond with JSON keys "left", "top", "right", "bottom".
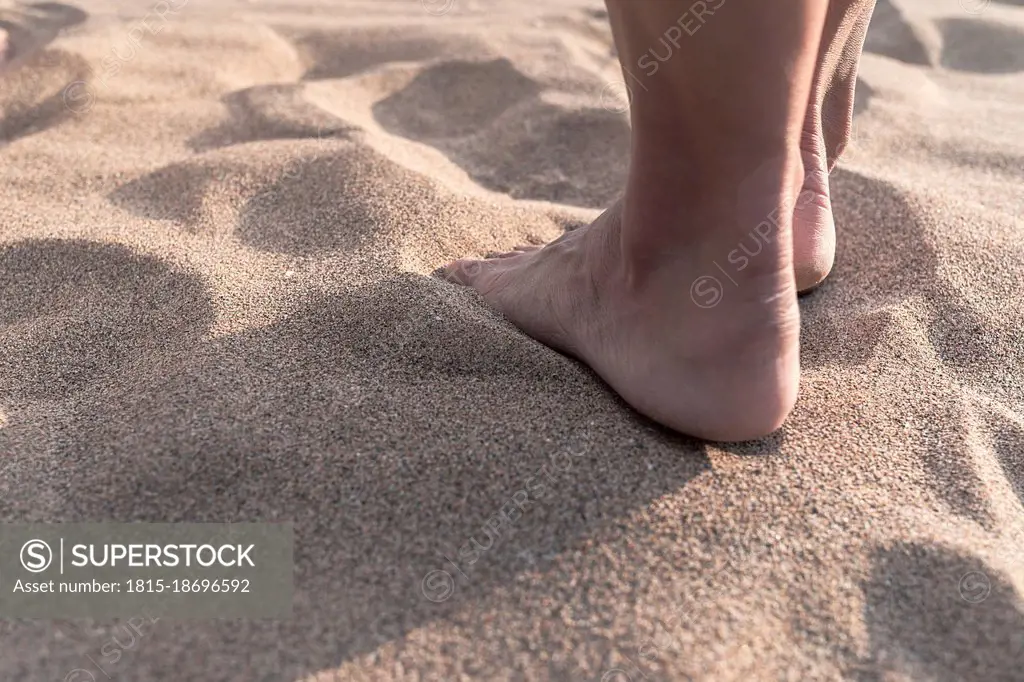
{"left": 618, "top": 146, "right": 803, "bottom": 289}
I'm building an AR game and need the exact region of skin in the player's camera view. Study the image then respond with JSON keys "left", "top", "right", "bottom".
{"left": 446, "top": 0, "right": 877, "bottom": 441}
{"left": 797, "top": 0, "right": 878, "bottom": 290}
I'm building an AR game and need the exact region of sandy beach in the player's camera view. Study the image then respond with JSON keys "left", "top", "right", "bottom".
{"left": 1, "top": 0, "right": 1023, "bottom": 679}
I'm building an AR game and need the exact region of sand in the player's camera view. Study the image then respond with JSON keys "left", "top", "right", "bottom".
{"left": 1, "top": 0, "right": 1023, "bottom": 679}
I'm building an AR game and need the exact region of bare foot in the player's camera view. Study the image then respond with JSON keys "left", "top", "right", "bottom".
{"left": 445, "top": 0, "right": 833, "bottom": 440}
{"left": 446, "top": 169, "right": 802, "bottom": 442}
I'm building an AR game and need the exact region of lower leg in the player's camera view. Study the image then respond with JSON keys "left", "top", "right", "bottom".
{"left": 446, "top": 0, "right": 829, "bottom": 440}
{"left": 606, "top": 0, "right": 827, "bottom": 285}
{"left": 794, "top": 0, "right": 877, "bottom": 290}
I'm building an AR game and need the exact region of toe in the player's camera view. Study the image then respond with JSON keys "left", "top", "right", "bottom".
{"left": 444, "top": 258, "right": 495, "bottom": 287}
